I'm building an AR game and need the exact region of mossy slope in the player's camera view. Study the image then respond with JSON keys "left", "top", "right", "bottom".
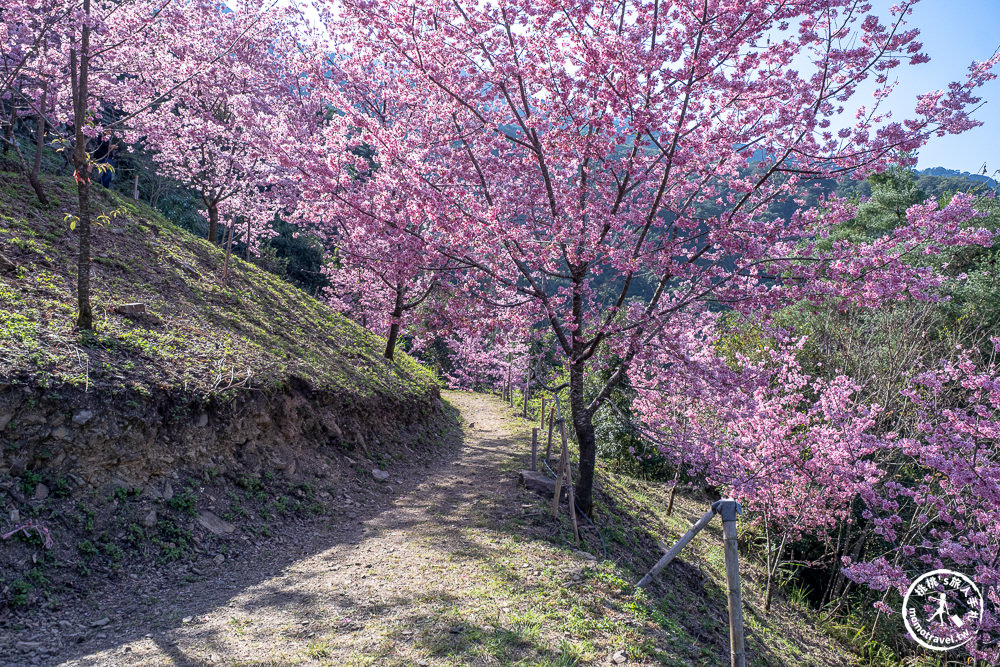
{"left": 0, "top": 173, "right": 436, "bottom": 400}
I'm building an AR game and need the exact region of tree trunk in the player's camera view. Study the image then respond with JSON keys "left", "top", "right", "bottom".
{"left": 2, "top": 101, "right": 12, "bottom": 155}
{"left": 764, "top": 533, "right": 782, "bottom": 612}
{"left": 569, "top": 361, "right": 597, "bottom": 516}
{"left": 208, "top": 201, "right": 219, "bottom": 244}
{"left": 384, "top": 286, "right": 405, "bottom": 360}
{"left": 75, "top": 177, "right": 93, "bottom": 329}
{"left": 71, "top": 1, "right": 94, "bottom": 331}
{"left": 3, "top": 100, "right": 49, "bottom": 205}
{"left": 32, "top": 92, "right": 46, "bottom": 182}
{"left": 27, "top": 92, "right": 49, "bottom": 206}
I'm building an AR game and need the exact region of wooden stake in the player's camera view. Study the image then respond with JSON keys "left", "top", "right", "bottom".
{"left": 539, "top": 396, "right": 546, "bottom": 428}
{"left": 717, "top": 500, "right": 746, "bottom": 667}
{"left": 531, "top": 428, "right": 538, "bottom": 471}
{"left": 551, "top": 428, "right": 567, "bottom": 517}
{"left": 560, "top": 419, "right": 580, "bottom": 543}
{"left": 545, "top": 408, "right": 555, "bottom": 462}
{"left": 636, "top": 508, "right": 716, "bottom": 588}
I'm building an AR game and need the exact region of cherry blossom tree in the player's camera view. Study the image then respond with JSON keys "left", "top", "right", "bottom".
{"left": 319, "top": 187, "right": 448, "bottom": 359}
{"left": 133, "top": 1, "right": 304, "bottom": 250}
{"left": 317, "top": 0, "right": 998, "bottom": 514}
{"left": 0, "top": 0, "right": 311, "bottom": 327}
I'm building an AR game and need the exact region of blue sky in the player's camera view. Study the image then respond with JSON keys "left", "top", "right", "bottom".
{"left": 874, "top": 0, "right": 1000, "bottom": 174}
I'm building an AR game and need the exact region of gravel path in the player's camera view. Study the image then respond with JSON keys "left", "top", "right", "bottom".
{"left": 35, "top": 390, "right": 530, "bottom": 666}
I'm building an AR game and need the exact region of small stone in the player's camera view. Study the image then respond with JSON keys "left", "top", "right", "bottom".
{"left": 610, "top": 651, "right": 627, "bottom": 664}
{"left": 214, "top": 554, "right": 225, "bottom": 565}
{"left": 72, "top": 410, "right": 94, "bottom": 426}
{"left": 449, "top": 626, "right": 463, "bottom": 634}
{"left": 143, "top": 510, "right": 157, "bottom": 527}
{"left": 10, "top": 509, "right": 19, "bottom": 523}
{"left": 0, "top": 412, "right": 12, "bottom": 431}
{"left": 115, "top": 303, "right": 146, "bottom": 316}
{"left": 519, "top": 470, "right": 559, "bottom": 498}
{"left": 16, "top": 641, "right": 41, "bottom": 650}
{"left": 182, "top": 616, "right": 193, "bottom": 624}
{"left": 33, "top": 483, "right": 49, "bottom": 501}
{"left": 51, "top": 426, "right": 69, "bottom": 440}
{"left": 194, "top": 413, "right": 209, "bottom": 428}
{"left": 9, "top": 457, "right": 27, "bottom": 477}
{"left": 372, "top": 469, "right": 390, "bottom": 482}
{"left": 162, "top": 482, "right": 174, "bottom": 501}
{"left": 197, "top": 511, "right": 235, "bottom": 536}
{"left": 90, "top": 617, "right": 111, "bottom": 628}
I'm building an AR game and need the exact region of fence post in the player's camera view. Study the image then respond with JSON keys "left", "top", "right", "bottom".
{"left": 551, "top": 420, "right": 567, "bottom": 516}
{"left": 545, "top": 407, "right": 555, "bottom": 461}
{"left": 531, "top": 428, "right": 538, "bottom": 471}
{"left": 559, "top": 419, "right": 580, "bottom": 543}
{"left": 636, "top": 508, "right": 716, "bottom": 588}
{"left": 539, "top": 396, "right": 546, "bottom": 429}
{"left": 713, "top": 499, "right": 746, "bottom": 667}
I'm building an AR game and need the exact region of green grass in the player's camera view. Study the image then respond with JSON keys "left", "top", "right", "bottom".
{"left": 0, "top": 172, "right": 438, "bottom": 401}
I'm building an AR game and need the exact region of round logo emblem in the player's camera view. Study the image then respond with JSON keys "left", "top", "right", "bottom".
{"left": 902, "top": 569, "right": 984, "bottom": 651}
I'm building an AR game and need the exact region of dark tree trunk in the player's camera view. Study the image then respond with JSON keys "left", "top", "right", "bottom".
{"left": 3, "top": 99, "right": 48, "bottom": 205}
{"left": 2, "top": 102, "right": 12, "bottom": 155}
{"left": 75, "top": 177, "right": 93, "bottom": 329}
{"left": 71, "top": 1, "right": 93, "bottom": 331}
{"left": 28, "top": 91, "right": 49, "bottom": 206}
{"left": 32, "top": 92, "right": 46, "bottom": 182}
{"left": 384, "top": 286, "right": 405, "bottom": 360}
{"left": 208, "top": 201, "right": 219, "bottom": 244}
{"left": 569, "top": 361, "right": 597, "bottom": 516}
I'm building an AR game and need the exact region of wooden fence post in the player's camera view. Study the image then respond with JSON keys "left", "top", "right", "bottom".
{"left": 559, "top": 419, "right": 580, "bottom": 543}
{"left": 545, "top": 407, "right": 555, "bottom": 462}
{"left": 714, "top": 499, "right": 746, "bottom": 667}
{"left": 531, "top": 428, "right": 538, "bottom": 471}
{"left": 635, "top": 499, "right": 746, "bottom": 667}
{"left": 539, "top": 396, "right": 546, "bottom": 429}
{"left": 551, "top": 424, "right": 567, "bottom": 517}
{"left": 636, "top": 508, "right": 716, "bottom": 588}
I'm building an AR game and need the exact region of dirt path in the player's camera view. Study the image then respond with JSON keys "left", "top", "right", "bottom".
{"left": 44, "top": 391, "right": 545, "bottom": 666}
{"left": 5, "top": 391, "right": 854, "bottom": 667}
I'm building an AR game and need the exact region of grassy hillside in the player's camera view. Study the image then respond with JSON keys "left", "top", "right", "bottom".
{"left": 0, "top": 173, "right": 436, "bottom": 400}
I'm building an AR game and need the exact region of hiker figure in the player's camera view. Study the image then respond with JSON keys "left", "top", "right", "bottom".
{"left": 929, "top": 592, "right": 949, "bottom": 625}
{"left": 93, "top": 138, "right": 117, "bottom": 188}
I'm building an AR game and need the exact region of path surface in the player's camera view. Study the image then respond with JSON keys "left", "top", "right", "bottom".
{"left": 56, "top": 391, "right": 538, "bottom": 666}
{"left": 5, "top": 391, "right": 853, "bottom": 667}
